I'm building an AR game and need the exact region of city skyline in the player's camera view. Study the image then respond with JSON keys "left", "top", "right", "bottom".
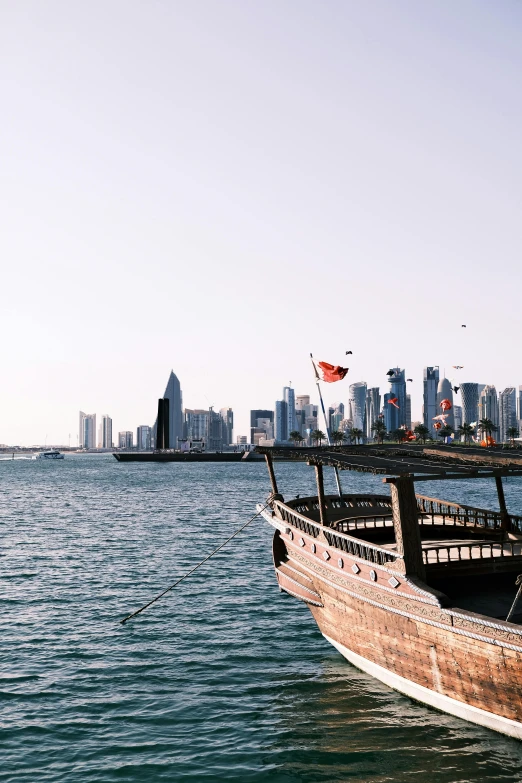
{"left": 26, "top": 366, "right": 520, "bottom": 451}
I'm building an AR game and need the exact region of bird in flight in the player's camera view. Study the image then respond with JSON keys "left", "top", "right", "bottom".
{"left": 346, "top": 350, "right": 353, "bottom": 355}
{"left": 452, "top": 365, "right": 464, "bottom": 369}
{"left": 386, "top": 369, "right": 395, "bottom": 377}
{"left": 461, "top": 324, "right": 467, "bottom": 327}
{"left": 407, "top": 378, "right": 413, "bottom": 382}
{"left": 452, "top": 385, "right": 460, "bottom": 394}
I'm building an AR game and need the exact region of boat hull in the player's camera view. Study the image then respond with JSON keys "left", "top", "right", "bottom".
{"left": 324, "top": 633, "right": 522, "bottom": 740}
{"left": 264, "top": 510, "right": 522, "bottom": 739}
{"left": 113, "top": 452, "right": 245, "bottom": 462}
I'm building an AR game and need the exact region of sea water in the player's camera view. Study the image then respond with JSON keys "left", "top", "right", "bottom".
{"left": 2, "top": 454, "right": 522, "bottom": 782}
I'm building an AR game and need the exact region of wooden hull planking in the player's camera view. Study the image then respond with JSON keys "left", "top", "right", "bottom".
{"left": 263, "top": 506, "right": 522, "bottom": 739}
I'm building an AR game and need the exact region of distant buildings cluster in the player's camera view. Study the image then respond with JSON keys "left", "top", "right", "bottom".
{"left": 250, "top": 368, "right": 522, "bottom": 446}
{"left": 79, "top": 371, "right": 234, "bottom": 451}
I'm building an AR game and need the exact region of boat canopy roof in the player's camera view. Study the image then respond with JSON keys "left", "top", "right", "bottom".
{"left": 255, "top": 444, "right": 522, "bottom": 482}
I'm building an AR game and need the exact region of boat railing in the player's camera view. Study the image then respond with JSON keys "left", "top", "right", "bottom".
{"left": 288, "top": 493, "right": 522, "bottom": 532}
{"left": 286, "top": 494, "right": 392, "bottom": 518}
{"left": 273, "top": 500, "right": 400, "bottom": 567}
{"left": 415, "top": 494, "right": 522, "bottom": 532}
{"left": 422, "top": 540, "right": 522, "bottom": 565}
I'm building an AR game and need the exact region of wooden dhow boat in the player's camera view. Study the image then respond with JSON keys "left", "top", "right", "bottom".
{"left": 257, "top": 444, "right": 522, "bottom": 739}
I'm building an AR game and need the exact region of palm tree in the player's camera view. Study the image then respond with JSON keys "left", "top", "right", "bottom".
{"left": 391, "top": 428, "right": 406, "bottom": 444}
{"left": 438, "top": 424, "right": 454, "bottom": 443}
{"left": 479, "top": 418, "right": 497, "bottom": 445}
{"left": 311, "top": 429, "right": 326, "bottom": 446}
{"left": 289, "top": 430, "right": 304, "bottom": 446}
{"left": 413, "top": 424, "right": 430, "bottom": 444}
{"left": 458, "top": 423, "right": 475, "bottom": 445}
{"left": 507, "top": 426, "right": 519, "bottom": 447}
{"left": 371, "top": 419, "right": 387, "bottom": 444}
{"left": 331, "top": 430, "right": 346, "bottom": 446}
{"left": 350, "top": 427, "right": 363, "bottom": 445}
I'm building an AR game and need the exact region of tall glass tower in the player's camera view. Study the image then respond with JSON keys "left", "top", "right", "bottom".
{"left": 349, "top": 382, "right": 367, "bottom": 434}
{"left": 388, "top": 369, "right": 407, "bottom": 428}
{"left": 423, "top": 367, "right": 439, "bottom": 435}
{"left": 460, "top": 383, "right": 479, "bottom": 425}
{"left": 499, "top": 388, "right": 516, "bottom": 443}
{"left": 365, "top": 388, "right": 381, "bottom": 439}
{"left": 283, "top": 387, "right": 296, "bottom": 436}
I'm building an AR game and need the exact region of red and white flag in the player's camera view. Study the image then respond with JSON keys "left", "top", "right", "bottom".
{"left": 313, "top": 360, "right": 349, "bottom": 383}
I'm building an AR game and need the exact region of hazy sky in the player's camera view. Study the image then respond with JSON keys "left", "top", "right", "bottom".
{"left": 2, "top": 0, "right": 522, "bottom": 445}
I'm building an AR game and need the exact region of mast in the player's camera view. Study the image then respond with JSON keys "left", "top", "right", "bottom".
{"left": 310, "top": 353, "right": 343, "bottom": 497}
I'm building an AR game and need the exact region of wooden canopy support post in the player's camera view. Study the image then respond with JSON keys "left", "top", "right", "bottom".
{"left": 388, "top": 476, "right": 426, "bottom": 580}
{"left": 495, "top": 476, "right": 511, "bottom": 532}
{"left": 315, "top": 463, "right": 328, "bottom": 527}
{"left": 264, "top": 453, "right": 282, "bottom": 502}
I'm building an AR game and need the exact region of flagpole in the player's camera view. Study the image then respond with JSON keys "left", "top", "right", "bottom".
{"left": 310, "top": 353, "right": 343, "bottom": 498}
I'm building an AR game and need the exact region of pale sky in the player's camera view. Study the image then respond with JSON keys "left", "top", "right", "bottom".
{"left": 2, "top": 1, "right": 522, "bottom": 445}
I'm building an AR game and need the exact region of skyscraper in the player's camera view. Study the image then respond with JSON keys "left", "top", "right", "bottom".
{"left": 499, "top": 388, "right": 516, "bottom": 443}
{"left": 185, "top": 410, "right": 209, "bottom": 442}
{"left": 250, "top": 409, "right": 274, "bottom": 444}
{"left": 219, "top": 408, "right": 234, "bottom": 446}
{"left": 518, "top": 386, "right": 522, "bottom": 430}
{"left": 283, "top": 387, "right": 296, "bottom": 436}
{"left": 405, "top": 394, "right": 412, "bottom": 430}
{"left": 384, "top": 369, "right": 406, "bottom": 431}
{"left": 436, "top": 378, "right": 454, "bottom": 430}
{"left": 207, "top": 408, "right": 224, "bottom": 450}
{"left": 303, "top": 403, "right": 318, "bottom": 443}
{"left": 348, "top": 382, "right": 367, "bottom": 434}
{"left": 383, "top": 392, "right": 400, "bottom": 432}
{"left": 453, "top": 405, "right": 462, "bottom": 433}
{"left": 136, "top": 425, "right": 151, "bottom": 450}
{"left": 479, "top": 385, "right": 499, "bottom": 433}
{"left": 79, "top": 411, "right": 96, "bottom": 449}
{"left": 153, "top": 370, "right": 183, "bottom": 449}
{"left": 118, "top": 431, "right": 133, "bottom": 448}
{"left": 329, "top": 402, "right": 345, "bottom": 433}
{"left": 423, "top": 367, "right": 439, "bottom": 435}
{"left": 274, "top": 399, "right": 288, "bottom": 442}
{"left": 460, "top": 383, "right": 479, "bottom": 425}
{"left": 100, "top": 415, "right": 112, "bottom": 448}
{"left": 365, "top": 387, "right": 381, "bottom": 439}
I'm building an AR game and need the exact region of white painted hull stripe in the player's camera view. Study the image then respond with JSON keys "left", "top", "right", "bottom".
{"left": 323, "top": 634, "right": 522, "bottom": 740}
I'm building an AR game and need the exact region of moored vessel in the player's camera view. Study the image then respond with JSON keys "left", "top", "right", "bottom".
{"left": 257, "top": 444, "right": 522, "bottom": 739}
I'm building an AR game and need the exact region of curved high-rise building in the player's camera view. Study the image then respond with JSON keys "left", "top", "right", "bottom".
{"left": 153, "top": 370, "right": 183, "bottom": 449}
{"left": 460, "top": 383, "right": 479, "bottom": 425}
{"left": 436, "top": 378, "right": 454, "bottom": 429}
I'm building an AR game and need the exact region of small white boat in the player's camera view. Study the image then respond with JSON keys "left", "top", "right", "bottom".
{"left": 36, "top": 450, "right": 65, "bottom": 460}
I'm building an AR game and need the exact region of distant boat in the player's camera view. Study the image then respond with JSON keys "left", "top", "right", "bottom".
{"left": 35, "top": 450, "right": 65, "bottom": 460}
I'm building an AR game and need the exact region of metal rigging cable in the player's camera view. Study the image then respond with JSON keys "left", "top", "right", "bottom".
{"left": 120, "top": 496, "right": 273, "bottom": 625}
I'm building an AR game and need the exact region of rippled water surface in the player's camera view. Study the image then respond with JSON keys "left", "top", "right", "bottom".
{"left": 2, "top": 455, "right": 522, "bottom": 782}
